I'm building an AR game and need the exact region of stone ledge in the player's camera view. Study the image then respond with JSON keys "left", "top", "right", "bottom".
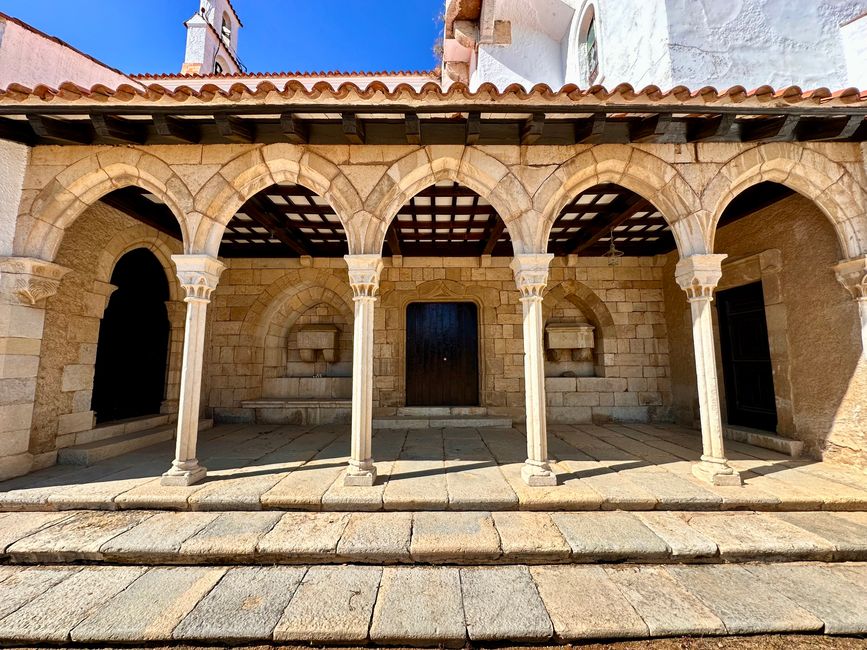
{"left": 724, "top": 425, "right": 804, "bottom": 458}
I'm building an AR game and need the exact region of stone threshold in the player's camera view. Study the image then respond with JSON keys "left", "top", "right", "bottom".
{"left": 0, "top": 562, "right": 865, "bottom": 645}
{"left": 723, "top": 425, "right": 804, "bottom": 458}
{"left": 2, "top": 510, "right": 867, "bottom": 566}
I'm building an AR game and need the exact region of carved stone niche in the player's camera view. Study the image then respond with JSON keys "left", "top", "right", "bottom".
{"left": 545, "top": 322, "right": 595, "bottom": 362}
{"left": 296, "top": 323, "right": 340, "bottom": 363}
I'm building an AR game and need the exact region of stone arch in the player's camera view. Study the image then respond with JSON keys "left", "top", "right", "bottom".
{"left": 704, "top": 144, "right": 867, "bottom": 259}
{"left": 543, "top": 279, "right": 617, "bottom": 376}
{"left": 193, "top": 145, "right": 365, "bottom": 256}
{"left": 533, "top": 146, "right": 703, "bottom": 255}
{"left": 363, "top": 147, "right": 534, "bottom": 255}
{"left": 95, "top": 226, "right": 183, "bottom": 302}
{"left": 17, "top": 148, "right": 194, "bottom": 262}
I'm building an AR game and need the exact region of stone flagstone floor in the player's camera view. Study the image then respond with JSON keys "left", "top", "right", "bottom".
{"left": 2, "top": 422, "right": 867, "bottom": 512}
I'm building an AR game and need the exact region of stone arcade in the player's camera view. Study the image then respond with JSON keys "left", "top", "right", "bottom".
{"left": 0, "top": 1, "right": 866, "bottom": 496}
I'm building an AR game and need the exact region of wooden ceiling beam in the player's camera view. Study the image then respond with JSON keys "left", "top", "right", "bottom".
{"left": 386, "top": 226, "right": 402, "bottom": 256}
{"left": 629, "top": 114, "right": 687, "bottom": 143}
{"left": 27, "top": 115, "right": 93, "bottom": 144}
{"left": 405, "top": 113, "right": 421, "bottom": 144}
{"left": 243, "top": 196, "right": 313, "bottom": 256}
{"left": 687, "top": 113, "right": 736, "bottom": 142}
{"left": 795, "top": 115, "right": 863, "bottom": 141}
{"left": 740, "top": 114, "right": 800, "bottom": 142}
{"left": 481, "top": 218, "right": 506, "bottom": 255}
{"left": 215, "top": 114, "right": 255, "bottom": 142}
{"left": 521, "top": 112, "right": 545, "bottom": 145}
{"left": 466, "top": 111, "right": 481, "bottom": 145}
{"left": 153, "top": 114, "right": 200, "bottom": 143}
{"left": 563, "top": 196, "right": 653, "bottom": 255}
{"left": 100, "top": 189, "right": 182, "bottom": 240}
{"left": 0, "top": 117, "right": 35, "bottom": 145}
{"left": 280, "top": 113, "right": 308, "bottom": 144}
{"left": 342, "top": 113, "right": 365, "bottom": 144}
{"left": 91, "top": 114, "right": 147, "bottom": 144}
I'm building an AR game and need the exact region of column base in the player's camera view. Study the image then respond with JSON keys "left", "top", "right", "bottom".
{"left": 522, "top": 461, "right": 557, "bottom": 487}
{"left": 692, "top": 457, "right": 742, "bottom": 487}
{"left": 344, "top": 462, "right": 377, "bottom": 487}
{"left": 161, "top": 461, "right": 207, "bottom": 487}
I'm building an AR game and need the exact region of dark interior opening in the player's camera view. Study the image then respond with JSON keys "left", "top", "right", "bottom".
{"left": 91, "top": 248, "right": 171, "bottom": 423}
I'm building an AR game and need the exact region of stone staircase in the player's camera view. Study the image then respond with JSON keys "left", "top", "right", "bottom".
{"left": 373, "top": 406, "right": 512, "bottom": 429}
{"left": 0, "top": 508, "right": 866, "bottom": 645}
{"left": 57, "top": 417, "right": 213, "bottom": 466}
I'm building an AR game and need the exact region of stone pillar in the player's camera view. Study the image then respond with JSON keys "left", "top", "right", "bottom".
{"left": 344, "top": 254, "right": 383, "bottom": 487}
{"left": 833, "top": 256, "right": 867, "bottom": 357}
{"left": 161, "top": 254, "right": 225, "bottom": 487}
{"left": 160, "top": 300, "right": 187, "bottom": 417}
{"left": 675, "top": 254, "right": 742, "bottom": 486}
{"left": 0, "top": 257, "right": 70, "bottom": 480}
{"left": 511, "top": 253, "right": 557, "bottom": 486}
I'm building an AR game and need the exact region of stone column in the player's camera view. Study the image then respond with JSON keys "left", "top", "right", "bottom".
{"left": 161, "top": 254, "right": 225, "bottom": 487}
{"left": 344, "top": 254, "right": 383, "bottom": 487}
{"left": 833, "top": 257, "right": 867, "bottom": 357}
{"left": 675, "top": 254, "right": 742, "bottom": 486}
{"left": 0, "top": 257, "right": 70, "bottom": 480}
{"left": 511, "top": 253, "right": 557, "bottom": 486}
{"left": 160, "top": 300, "right": 187, "bottom": 417}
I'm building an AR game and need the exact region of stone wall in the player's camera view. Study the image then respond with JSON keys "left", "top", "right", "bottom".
{"left": 665, "top": 194, "right": 867, "bottom": 468}
{"left": 204, "top": 254, "right": 671, "bottom": 424}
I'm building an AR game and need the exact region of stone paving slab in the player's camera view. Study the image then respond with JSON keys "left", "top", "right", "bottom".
{"left": 461, "top": 565, "right": 553, "bottom": 642}
{"left": 634, "top": 511, "right": 719, "bottom": 559}
{"left": 551, "top": 511, "right": 670, "bottom": 561}
{"left": 0, "top": 566, "right": 79, "bottom": 620}
{"left": 100, "top": 511, "right": 220, "bottom": 563}
{"left": 0, "top": 511, "right": 72, "bottom": 553}
{"left": 666, "top": 564, "right": 825, "bottom": 634}
{"left": 178, "top": 511, "right": 281, "bottom": 561}
{"left": 773, "top": 511, "right": 867, "bottom": 559}
{"left": 70, "top": 566, "right": 226, "bottom": 642}
{"left": 410, "top": 511, "right": 501, "bottom": 562}
{"left": 369, "top": 566, "right": 466, "bottom": 647}
{"left": 492, "top": 511, "right": 571, "bottom": 562}
{"left": 257, "top": 511, "right": 350, "bottom": 562}
{"left": 274, "top": 565, "right": 382, "bottom": 644}
{"left": 172, "top": 566, "right": 305, "bottom": 642}
{"left": 336, "top": 511, "right": 412, "bottom": 562}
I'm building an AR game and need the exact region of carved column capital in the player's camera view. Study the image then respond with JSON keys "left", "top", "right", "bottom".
{"left": 510, "top": 253, "right": 554, "bottom": 300}
{"left": 833, "top": 256, "right": 867, "bottom": 301}
{"left": 171, "top": 254, "right": 226, "bottom": 303}
{"left": 675, "top": 254, "right": 728, "bottom": 301}
{"left": 0, "top": 256, "right": 71, "bottom": 306}
{"left": 345, "top": 254, "right": 384, "bottom": 299}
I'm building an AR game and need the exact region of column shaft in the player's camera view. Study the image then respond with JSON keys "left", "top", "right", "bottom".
{"left": 161, "top": 255, "right": 225, "bottom": 487}
{"left": 344, "top": 254, "right": 383, "bottom": 487}
{"left": 511, "top": 253, "right": 556, "bottom": 487}
{"left": 675, "top": 254, "right": 741, "bottom": 486}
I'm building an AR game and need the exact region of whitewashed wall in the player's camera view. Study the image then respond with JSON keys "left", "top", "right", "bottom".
{"left": 841, "top": 14, "right": 867, "bottom": 88}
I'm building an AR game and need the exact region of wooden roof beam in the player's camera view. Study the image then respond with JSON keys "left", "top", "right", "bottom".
{"left": 27, "top": 115, "right": 93, "bottom": 144}
{"left": 481, "top": 218, "right": 506, "bottom": 255}
{"left": 386, "top": 226, "right": 402, "bottom": 256}
{"left": 153, "top": 114, "right": 200, "bottom": 143}
{"left": 244, "top": 196, "right": 312, "bottom": 256}
{"left": 342, "top": 113, "right": 365, "bottom": 144}
{"left": 405, "top": 113, "right": 421, "bottom": 145}
{"left": 575, "top": 114, "right": 630, "bottom": 144}
{"left": 740, "top": 114, "right": 800, "bottom": 142}
{"left": 629, "top": 114, "right": 687, "bottom": 143}
{"left": 215, "top": 114, "right": 255, "bottom": 142}
{"left": 0, "top": 117, "right": 35, "bottom": 145}
{"left": 466, "top": 111, "right": 481, "bottom": 145}
{"left": 100, "top": 189, "right": 182, "bottom": 240}
{"left": 91, "top": 114, "right": 147, "bottom": 144}
{"left": 563, "top": 196, "right": 652, "bottom": 255}
{"left": 687, "top": 113, "right": 736, "bottom": 142}
{"left": 795, "top": 115, "right": 863, "bottom": 141}
{"left": 280, "top": 113, "right": 308, "bottom": 144}
{"left": 521, "top": 112, "right": 545, "bottom": 145}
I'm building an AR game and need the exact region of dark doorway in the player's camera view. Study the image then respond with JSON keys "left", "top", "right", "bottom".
{"left": 406, "top": 302, "right": 479, "bottom": 406}
{"left": 91, "top": 249, "right": 171, "bottom": 423}
{"left": 716, "top": 282, "right": 777, "bottom": 432}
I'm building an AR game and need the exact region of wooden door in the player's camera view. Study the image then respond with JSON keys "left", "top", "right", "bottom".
{"left": 405, "top": 302, "right": 479, "bottom": 406}
{"left": 716, "top": 282, "right": 777, "bottom": 432}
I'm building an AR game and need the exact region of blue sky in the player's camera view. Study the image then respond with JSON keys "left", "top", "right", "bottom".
{"left": 0, "top": 0, "right": 444, "bottom": 75}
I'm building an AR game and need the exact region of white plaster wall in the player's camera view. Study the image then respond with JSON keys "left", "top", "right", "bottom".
{"left": 665, "top": 0, "right": 867, "bottom": 89}
{"left": 0, "top": 18, "right": 134, "bottom": 90}
{"left": 841, "top": 14, "right": 867, "bottom": 88}
{"left": 0, "top": 140, "right": 29, "bottom": 257}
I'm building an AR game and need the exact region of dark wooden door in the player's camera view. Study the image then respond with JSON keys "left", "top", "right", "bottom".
{"left": 406, "top": 302, "right": 479, "bottom": 406}
{"left": 716, "top": 282, "right": 777, "bottom": 432}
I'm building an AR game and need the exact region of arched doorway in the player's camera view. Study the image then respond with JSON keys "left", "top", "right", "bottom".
{"left": 91, "top": 248, "right": 171, "bottom": 423}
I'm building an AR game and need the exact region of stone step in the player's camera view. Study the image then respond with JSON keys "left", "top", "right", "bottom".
{"left": 57, "top": 419, "right": 213, "bottom": 466}
{"left": 724, "top": 424, "right": 804, "bottom": 457}
{"left": 373, "top": 415, "right": 513, "bottom": 429}
{"left": 0, "top": 561, "right": 864, "bottom": 645}
{"left": 3, "top": 510, "right": 866, "bottom": 566}
{"left": 72, "top": 414, "right": 171, "bottom": 446}
{"left": 396, "top": 406, "right": 489, "bottom": 417}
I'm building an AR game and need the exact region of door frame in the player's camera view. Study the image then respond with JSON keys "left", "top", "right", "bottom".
{"left": 713, "top": 249, "right": 792, "bottom": 435}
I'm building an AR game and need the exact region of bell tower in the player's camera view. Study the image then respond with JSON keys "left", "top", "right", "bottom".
{"left": 181, "top": 0, "right": 243, "bottom": 75}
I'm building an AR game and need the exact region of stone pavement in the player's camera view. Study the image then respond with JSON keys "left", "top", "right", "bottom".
{"left": 3, "top": 509, "right": 867, "bottom": 565}
{"left": 2, "top": 422, "right": 867, "bottom": 512}
{"left": 0, "top": 562, "right": 865, "bottom": 645}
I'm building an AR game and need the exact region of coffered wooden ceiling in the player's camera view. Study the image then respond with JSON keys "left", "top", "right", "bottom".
{"left": 101, "top": 181, "right": 793, "bottom": 259}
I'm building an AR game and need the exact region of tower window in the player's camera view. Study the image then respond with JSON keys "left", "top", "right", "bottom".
{"left": 221, "top": 13, "right": 232, "bottom": 46}
{"left": 585, "top": 16, "right": 598, "bottom": 84}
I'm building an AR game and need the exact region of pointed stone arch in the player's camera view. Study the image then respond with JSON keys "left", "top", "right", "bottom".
{"left": 363, "top": 147, "right": 534, "bottom": 255}
{"left": 16, "top": 148, "right": 193, "bottom": 262}
{"left": 533, "top": 146, "right": 703, "bottom": 255}
{"left": 193, "top": 144, "right": 365, "bottom": 256}
{"left": 95, "top": 226, "right": 183, "bottom": 302}
{"left": 704, "top": 144, "right": 867, "bottom": 259}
